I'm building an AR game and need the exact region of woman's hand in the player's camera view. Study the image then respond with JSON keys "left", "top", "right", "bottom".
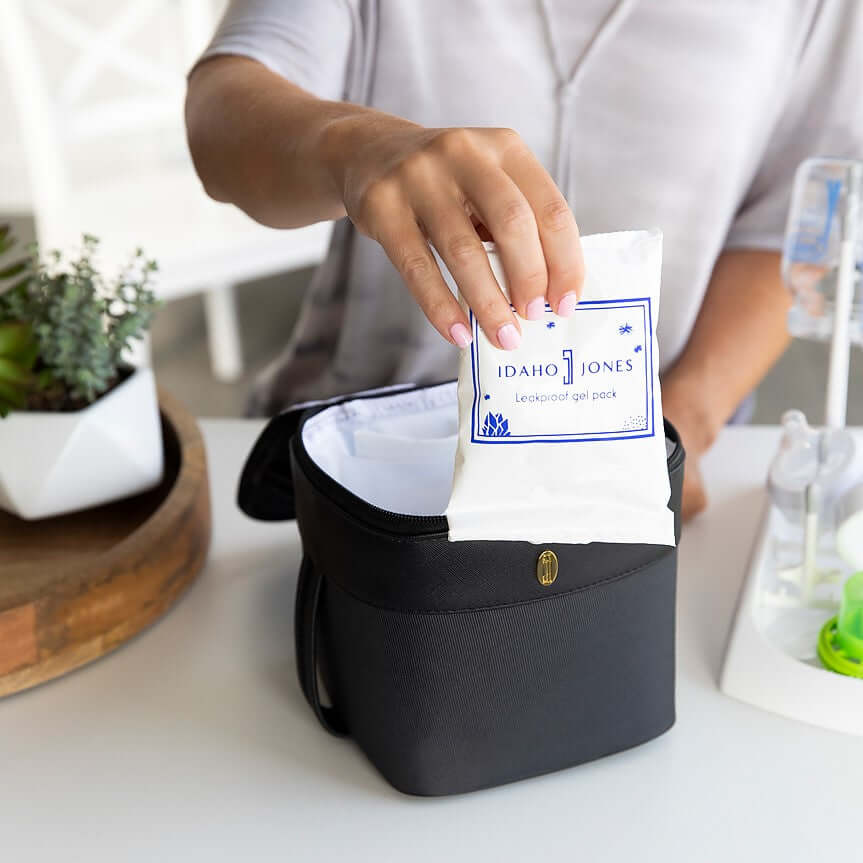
{"left": 326, "top": 118, "right": 585, "bottom": 350}
{"left": 661, "top": 375, "right": 712, "bottom": 522}
{"left": 187, "top": 59, "right": 583, "bottom": 350}
{"left": 680, "top": 456, "right": 708, "bottom": 521}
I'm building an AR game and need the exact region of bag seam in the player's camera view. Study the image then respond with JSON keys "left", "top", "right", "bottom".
{"left": 318, "top": 548, "right": 675, "bottom": 616}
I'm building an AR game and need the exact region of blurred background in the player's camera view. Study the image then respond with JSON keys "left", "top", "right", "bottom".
{"left": 2, "top": 0, "right": 861, "bottom": 422}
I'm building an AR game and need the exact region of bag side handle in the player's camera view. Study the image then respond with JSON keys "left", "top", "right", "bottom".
{"left": 295, "top": 555, "right": 349, "bottom": 737}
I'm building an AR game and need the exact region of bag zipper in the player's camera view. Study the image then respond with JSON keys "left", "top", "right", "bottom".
{"left": 292, "top": 429, "right": 449, "bottom": 538}
{"left": 293, "top": 408, "right": 685, "bottom": 540}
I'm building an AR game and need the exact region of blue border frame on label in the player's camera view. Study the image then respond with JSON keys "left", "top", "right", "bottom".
{"left": 469, "top": 298, "right": 655, "bottom": 444}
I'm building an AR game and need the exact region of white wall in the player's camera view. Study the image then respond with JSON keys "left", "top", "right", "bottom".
{"left": 0, "top": 0, "right": 227, "bottom": 214}
{"left": 0, "top": 54, "right": 30, "bottom": 210}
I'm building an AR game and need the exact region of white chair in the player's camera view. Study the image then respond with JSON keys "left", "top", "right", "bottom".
{"left": 0, "top": 0, "right": 332, "bottom": 381}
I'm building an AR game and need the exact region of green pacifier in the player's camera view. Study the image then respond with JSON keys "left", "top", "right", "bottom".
{"left": 819, "top": 571, "right": 863, "bottom": 678}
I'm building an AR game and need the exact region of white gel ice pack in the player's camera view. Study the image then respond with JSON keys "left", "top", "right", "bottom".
{"left": 442, "top": 230, "right": 675, "bottom": 546}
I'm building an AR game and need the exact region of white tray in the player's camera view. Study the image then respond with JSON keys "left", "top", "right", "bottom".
{"left": 720, "top": 503, "right": 863, "bottom": 734}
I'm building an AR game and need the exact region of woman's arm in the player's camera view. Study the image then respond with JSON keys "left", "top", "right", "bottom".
{"left": 661, "top": 249, "right": 791, "bottom": 518}
{"left": 185, "top": 55, "right": 584, "bottom": 351}
{"left": 186, "top": 55, "right": 360, "bottom": 227}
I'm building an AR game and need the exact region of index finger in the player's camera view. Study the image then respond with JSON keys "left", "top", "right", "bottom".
{"left": 502, "top": 149, "right": 584, "bottom": 316}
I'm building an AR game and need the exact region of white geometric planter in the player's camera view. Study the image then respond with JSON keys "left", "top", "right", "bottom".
{"left": 0, "top": 367, "right": 164, "bottom": 520}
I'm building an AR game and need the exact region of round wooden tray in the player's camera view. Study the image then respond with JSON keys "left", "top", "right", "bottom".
{"left": 0, "top": 390, "right": 211, "bottom": 697}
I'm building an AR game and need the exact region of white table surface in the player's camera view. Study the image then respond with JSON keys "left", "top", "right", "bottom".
{"left": 2, "top": 420, "right": 861, "bottom": 862}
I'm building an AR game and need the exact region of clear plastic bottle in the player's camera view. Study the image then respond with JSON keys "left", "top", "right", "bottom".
{"left": 783, "top": 158, "right": 863, "bottom": 344}
{"left": 767, "top": 410, "right": 855, "bottom": 601}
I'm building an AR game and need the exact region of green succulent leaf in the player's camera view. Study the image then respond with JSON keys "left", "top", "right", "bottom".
{"left": 0, "top": 356, "right": 33, "bottom": 385}
{"left": 0, "top": 321, "right": 37, "bottom": 361}
{"left": 0, "top": 322, "right": 34, "bottom": 415}
{"left": 0, "top": 379, "right": 26, "bottom": 416}
{"left": 0, "top": 259, "right": 28, "bottom": 281}
{"left": 0, "top": 372, "right": 26, "bottom": 398}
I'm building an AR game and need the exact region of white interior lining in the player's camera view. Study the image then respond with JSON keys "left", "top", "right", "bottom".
{"left": 301, "top": 382, "right": 676, "bottom": 517}
{"left": 301, "top": 382, "right": 459, "bottom": 515}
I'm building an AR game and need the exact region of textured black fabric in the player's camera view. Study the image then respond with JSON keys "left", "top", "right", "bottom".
{"left": 237, "top": 408, "right": 302, "bottom": 521}
{"left": 293, "top": 457, "right": 680, "bottom": 613}
{"left": 321, "top": 551, "right": 677, "bottom": 795}
{"left": 239, "top": 382, "right": 685, "bottom": 796}
{"left": 238, "top": 382, "right": 426, "bottom": 521}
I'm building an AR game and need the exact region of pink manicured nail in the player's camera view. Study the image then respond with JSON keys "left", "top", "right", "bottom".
{"left": 525, "top": 297, "right": 545, "bottom": 320}
{"left": 497, "top": 323, "right": 521, "bottom": 351}
{"left": 450, "top": 322, "right": 472, "bottom": 349}
{"left": 557, "top": 292, "right": 579, "bottom": 317}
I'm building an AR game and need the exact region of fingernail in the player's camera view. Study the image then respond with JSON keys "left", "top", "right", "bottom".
{"left": 525, "top": 297, "right": 545, "bottom": 320}
{"left": 497, "top": 323, "right": 521, "bottom": 351}
{"left": 557, "top": 292, "right": 578, "bottom": 317}
{"left": 449, "top": 322, "right": 472, "bottom": 349}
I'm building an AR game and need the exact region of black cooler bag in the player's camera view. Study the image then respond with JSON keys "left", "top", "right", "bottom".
{"left": 238, "top": 381, "right": 685, "bottom": 796}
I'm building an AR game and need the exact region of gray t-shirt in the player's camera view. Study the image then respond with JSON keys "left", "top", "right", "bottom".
{"left": 200, "top": 0, "right": 862, "bottom": 414}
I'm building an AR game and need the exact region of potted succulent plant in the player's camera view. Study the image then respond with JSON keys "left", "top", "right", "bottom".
{"left": 0, "top": 226, "right": 163, "bottom": 519}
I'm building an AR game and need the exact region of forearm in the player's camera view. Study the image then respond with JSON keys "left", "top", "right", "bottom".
{"left": 185, "top": 55, "right": 403, "bottom": 228}
{"left": 186, "top": 55, "right": 586, "bottom": 350}
{"left": 661, "top": 249, "right": 791, "bottom": 454}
